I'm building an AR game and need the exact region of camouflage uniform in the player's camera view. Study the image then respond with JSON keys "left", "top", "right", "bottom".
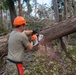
{"left": 6, "top": 61, "right": 18, "bottom": 75}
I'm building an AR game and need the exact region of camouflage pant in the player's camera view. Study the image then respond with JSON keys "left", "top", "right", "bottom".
{"left": 6, "top": 60, "right": 24, "bottom": 75}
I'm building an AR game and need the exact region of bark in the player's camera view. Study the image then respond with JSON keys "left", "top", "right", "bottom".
{"left": 41, "top": 16, "right": 76, "bottom": 42}
{"left": 18, "top": 0, "right": 22, "bottom": 16}
{"left": 7, "top": 0, "right": 17, "bottom": 28}
{"left": 64, "top": 0, "right": 68, "bottom": 19}
{"left": 0, "top": 35, "right": 8, "bottom": 59}
{"left": 34, "top": 0, "right": 37, "bottom": 17}
{"left": 60, "top": 38, "right": 76, "bottom": 64}
{"left": 52, "top": 0, "right": 59, "bottom": 22}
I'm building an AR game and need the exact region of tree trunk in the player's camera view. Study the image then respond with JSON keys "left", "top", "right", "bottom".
{"left": 72, "top": 0, "right": 76, "bottom": 16}
{"left": 52, "top": 0, "right": 59, "bottom": 22}
{"left": 34, "top": 0, "right": 37, "bottom": 17}
{"left": 18, "top": 0, "right": 22, "bottom": 16}
{"left": 41, "top": 16, "right": 76, "bottom": 42}
{"left": 60, "top": 38, "right": 76, "bottom": 64}
{"left": 7, "top": 0, "right": 17, "bottom": 28}
{"left": 64, "top": 0, "right": 68, "bottom": 19}
{"left": 0, "top": 10, "right": 2, "bottom": 24}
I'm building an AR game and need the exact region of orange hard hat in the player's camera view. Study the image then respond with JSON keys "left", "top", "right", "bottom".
{"left": 31, "top": 34, "right": 37, "bottom": 41}
{"left": 13, "top": 16, "right": 26, "bottom": 26}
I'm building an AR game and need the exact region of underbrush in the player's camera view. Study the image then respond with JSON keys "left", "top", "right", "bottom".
{"left": 0, "top": 27, "right": 7, "bottom": 36}
{"left": 24, "top": 45, "right": 76, "bottom": 75}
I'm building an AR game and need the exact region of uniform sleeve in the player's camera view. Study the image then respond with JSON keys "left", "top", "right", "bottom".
{"left": 22, "top": 34, "right": 30, "bottom": 47}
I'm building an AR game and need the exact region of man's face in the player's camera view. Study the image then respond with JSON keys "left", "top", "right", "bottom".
{"left": 21, "top": 25, "right": 25, "bottom": 32}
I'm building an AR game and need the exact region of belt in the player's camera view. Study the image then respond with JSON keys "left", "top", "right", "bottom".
{"left": 7, "top": 58, "right": 22, "bottom": 64}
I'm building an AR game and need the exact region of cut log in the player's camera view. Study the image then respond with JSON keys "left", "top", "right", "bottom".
{"left": 41, "top": 16, "right": 76, "bottom": 41}
{"left": 0, "top": 35, "right": 8, "bottom": 59}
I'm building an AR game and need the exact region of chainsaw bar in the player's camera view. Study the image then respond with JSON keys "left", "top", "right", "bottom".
{"left": 33, "top": 34, "right": 43, "bottom": 46}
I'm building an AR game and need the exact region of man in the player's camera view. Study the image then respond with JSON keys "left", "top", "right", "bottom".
{"left": 6, "top": 16, "right": 37, "bottom": 75}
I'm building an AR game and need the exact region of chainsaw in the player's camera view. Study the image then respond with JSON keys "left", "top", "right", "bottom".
{"left": 33, "top": 34, "right": 43, "bottom": 46}
{"left": 32, "top": 29, "right": 44, "bottom": 46}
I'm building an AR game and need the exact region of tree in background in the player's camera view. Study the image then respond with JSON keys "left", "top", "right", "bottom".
{"left": 0, "top": 0, "right": 10, "bottom": 31}
{"left": 37, "top": 4, "right": 53, "bottom": 19}
{"left": 52, "top": 0, "right": 60, "bottom": 22}
{"left": 72, "top": 0, "right": 76, "bottom": 15}
{"left": 64, "top": 0, "right": 68, "bottom": 19}
{"left": 0, "top": 0, "right": 4, "bottom": 24}
{"left": 23, "top": 0, "right": 32, "bottom": 16}
{"left": 18, "top": 0, "right": 22, "bottom": 16}
{"left": 32, "top": 0, "right": 37, "bottom": 17}
{"left": 3, "top": 0, "right": 17, "bottom": 27}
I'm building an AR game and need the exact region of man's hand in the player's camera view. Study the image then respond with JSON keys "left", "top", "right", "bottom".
{"left": 32, "top": 29, "right": 39, "bottom": 35}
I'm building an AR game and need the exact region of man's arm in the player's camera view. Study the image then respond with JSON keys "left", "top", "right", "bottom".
{"left": 22, "top": 30, "right": 33, "bottom": 35}
{"left": 26, "top": 34, "right": 37, "bottom": 50}
{"left": 26, "top": 42, "right": 33, "bottom": 50}
{"left": 22, "top": 29, "right": 38, "bottom": 50}
{"left": 22, "top": 29, "right": 39, "bottom": 35}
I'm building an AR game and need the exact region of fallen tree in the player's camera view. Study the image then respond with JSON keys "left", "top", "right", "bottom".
{"left": 41, "top": 16, "right": 76, "bottom": 41}
{"left": 40, "top": 16, "right": 76, "bottom": 63}
{"left": 0, "top": 35, "right": 8, "bottom": 59}
{"left": 0, "top": 16, "right": 76, "bottom": 59}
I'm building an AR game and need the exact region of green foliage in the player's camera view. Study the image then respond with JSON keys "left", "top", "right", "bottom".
{"left": 0, "top": 23, "right": 7, "bottom": 34}
{"left": 0, "top": 29, "right": 4, "bottom": 34}
{"left": 26, "top": 22, "right": 43, "bottom": 30}
{"left": 0, "top": 28, "right": 7, "bottom": 35}
{"left": 0, "top": 3, "right": 5, "bottom": 9}
{"left": 2, "top": 0, "right": 9, "bottom": 9}
{"left": 67, "top": 45, "right": 76, "bottom": 60}
{"left": 25, "top": 17, "right": 44, "bottom": 30}
{"left": 23, "top": 45, "right": 76, "bottom": 75}
{"left": 70, "top": 33, "right": 76, "bottom": 39}
{"left": 0, "top": 27, "right": 5, "bottom": 34}
{"left": 24, "top": 72, "right": 29, "bottom": 75}
{"left": 0, "top": 0, "right": 9, "bottom": 10}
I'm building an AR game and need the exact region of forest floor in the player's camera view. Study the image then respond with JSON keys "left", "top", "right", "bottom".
{"left": 0, "top": 34, "right": 76, "bottom": 75}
